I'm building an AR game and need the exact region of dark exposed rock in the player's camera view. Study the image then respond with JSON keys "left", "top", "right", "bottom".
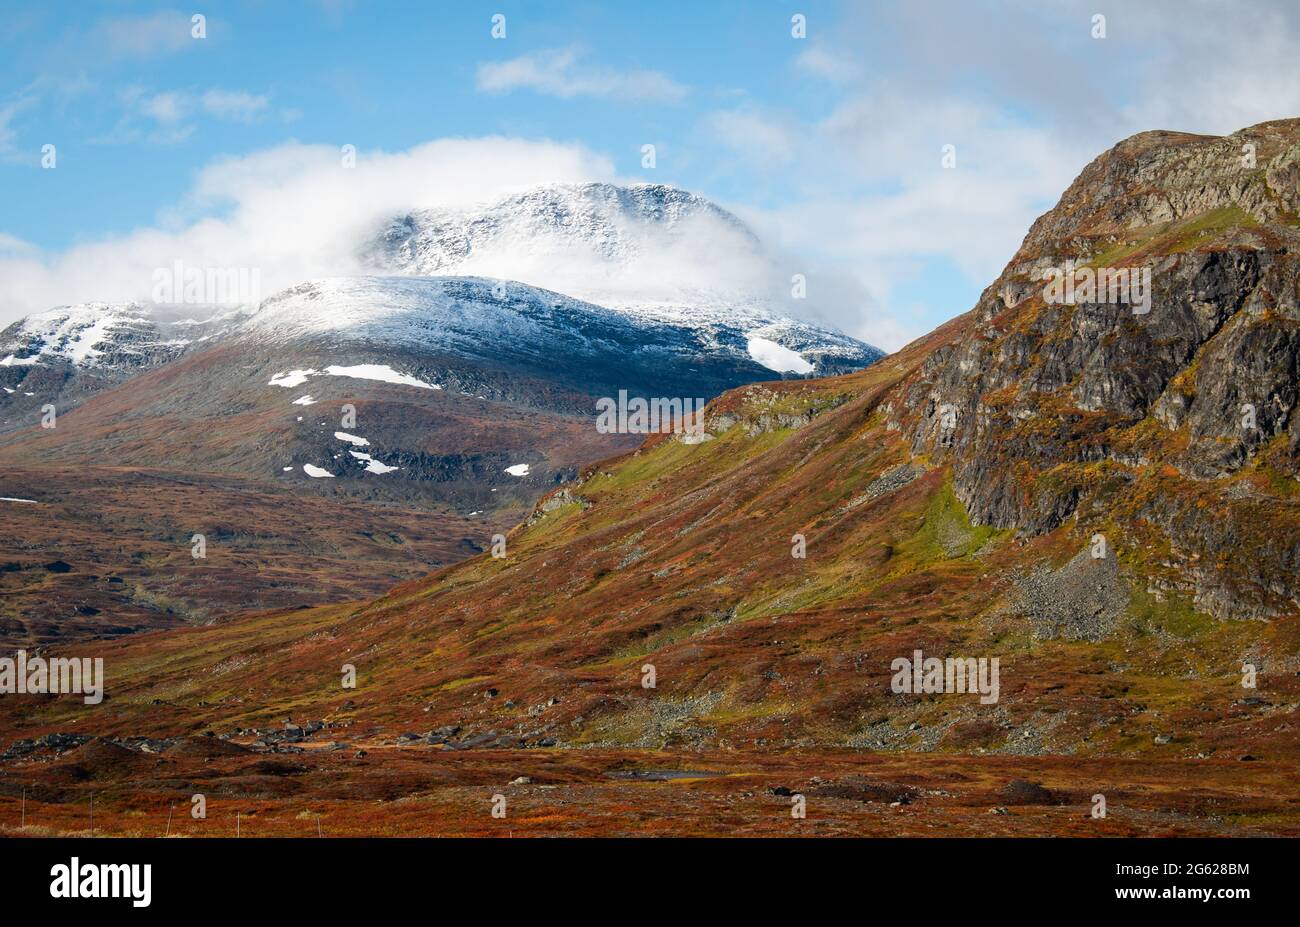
{"left": 886, "top": 123, "right": 1300, "bottom": 620}
{"left": 997, "top": 779, "right": 1058, "bottom": 805}
{"left": 807, "top": 777, "right": 919, "bottom": 805}
{"left": 2, "top": 732, "right": 91, "bottom": 759}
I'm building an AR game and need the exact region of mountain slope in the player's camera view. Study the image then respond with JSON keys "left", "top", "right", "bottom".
{"left": 2, "top": 124, "right": 1295, "bottom": 837}
{"left": 5, "top": 121, "right": 1296, "bottom": 757}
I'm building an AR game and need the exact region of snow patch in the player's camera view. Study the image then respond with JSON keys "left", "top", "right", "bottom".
{"left": 1, "top": 496, "right": 40, "bottom": 504}
{"left": 504, "top": 463, "right": 530, "bottom": 476}
{"left": 334, "top": 431, "right": 370, "bottom": 446}
{"left": 1, "top": 354, "right": 40, "bottom": 367}
{"left": 268, "top": 364, "right": 439, "bottom": 392}
{"left": 349, "top": 449, "right": 398, "bottom": 474}
{"left": 302, "top": 464, "right": 335, "bottom": 478}
{"left": 323, "top": 364, "right": 440, "bottom": 390}
{"left": 292, "top": 395, "right": 317, "bottom": 405}
{"left": 746, "top": 336, "right": 813, "bottom": 374}
{"left": 269, "top": 369, "right": 316, "bottom": 388}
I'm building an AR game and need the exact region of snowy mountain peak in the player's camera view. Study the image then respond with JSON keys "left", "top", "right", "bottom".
{"left": 369, "top": 181, "right": 755, "bottom": 270}
{"left": 3, "top": 183, "right": 883, "bottom": 431}
{"left": 360, "top": 182, "right": 802, "bottom": 323}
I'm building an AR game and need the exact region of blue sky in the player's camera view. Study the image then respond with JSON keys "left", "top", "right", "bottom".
{"left": 3, "top": 0, "right": 1300, "bottom": 348}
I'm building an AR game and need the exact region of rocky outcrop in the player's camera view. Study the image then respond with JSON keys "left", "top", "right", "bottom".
{"left": 698, "top": 384, "right": 852, "bottom": 437}
{"left": 887, "top": 119, "right": 1300, "bottom": 620}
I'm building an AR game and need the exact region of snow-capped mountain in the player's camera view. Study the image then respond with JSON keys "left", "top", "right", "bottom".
{"left": 0, "top": 303, "right": 221, "bottom": 371}
{"left": 0, "top": 303, "right": 239, "bottom": 429}
{"left": 0, "top": 182, "right": 885, "bottom": 642}
{"left": 367, "top": 183, "right": 756, "bottom": 275}
{"left": 2, "top": 183, "right": 883, "bottom": 434}
{"left": 238, "top": 275, "right": 877, "bottom": 383}
{"left": 361, "top": 182, "right": 865, "bottom": 335}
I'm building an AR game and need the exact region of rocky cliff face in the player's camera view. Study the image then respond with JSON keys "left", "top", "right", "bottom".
{"left": 888, "top": 120, "right": 1300, "bottom": 620}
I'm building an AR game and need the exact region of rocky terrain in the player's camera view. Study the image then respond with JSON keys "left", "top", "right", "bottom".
{"left": 891, "top": 121, "right": 1300, "bottom": 621}
{"left": 1, "top": 123, "right": 1297, "bottom": 836}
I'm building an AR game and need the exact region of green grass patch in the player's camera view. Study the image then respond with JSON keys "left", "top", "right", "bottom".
{"left": 1126, "top": 586, "right": 1216, "bottom": 640}
{"left": 437, "top": 674, "right": 491, "bottom": 691}
{"left": 890, "top": 479, "right": 1000, "bottom": 571}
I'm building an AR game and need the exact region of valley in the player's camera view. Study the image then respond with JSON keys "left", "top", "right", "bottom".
{"left": 2, "top": 125, "right": 1298, "bottom": 839}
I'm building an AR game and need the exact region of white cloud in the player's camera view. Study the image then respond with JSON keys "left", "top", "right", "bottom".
{"left": 200, "top": 90, "right": 270, "bottom": 123}
{"left": 102, "top": 10, "right": 198, "bottom": 59}
{"left": 0, "top": 233, "right": 35, "bottom": 255}
{"left": 477, "top": 46, "right": 687, "bottom": 103}
{"left": 100, "top": 87, "right": 277, "bottom": 144}
{"left": 702, "top": 93, "right": 1080, "bottom": 350}
{"left": 794, "top": 46, "right": 861, "bottom": 83}
{"left": 706, "top": 108, "right": 799, "bottom": 164}
{"left": 142, "top": 90, "right": 187, "bottom": 124}
{"left": 0, "top": 93, "right": 38, "bottom": 161}
{"left": 0, "top": 138, "right": 617, "bottom": 324}
{"left": 1114, "top": 5, "right": 1300, "bottom": 134}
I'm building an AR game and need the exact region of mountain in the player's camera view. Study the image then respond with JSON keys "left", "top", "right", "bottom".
{"left": 0, "top": 187, "right": 883, "bottom": 644}
{"left": 1, "top": 183, "right": 883, "bottom": 433}
{"left": 367, "top": 183, "right": 786, "bottom": 308}
{"left": 893, "top": 122, "right": 1300, "bottom": 620}
{"left": 238, "top": 273, "right": 877, "bottom": 391}
{"left": 363, "top": 182, "right": 877, "bottom": 369}
{"left": 0, "top": 303, "right": 230, "bottom": 432}
{"left": 5, "top": 274, "right": 879, "bottom": 493}
{"left": 2, "top": 122, "right": 1295, "bottom": 836}
{"left": 366, "top": 183, "right": 757, "bottom": 284}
